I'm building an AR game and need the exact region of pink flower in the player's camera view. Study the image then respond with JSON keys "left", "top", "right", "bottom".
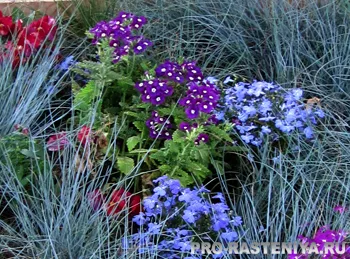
{"left": 87, "top": 189, "right": 105, "bottom": 211}
{"left": 334, "top": 205, "right": 348, "bottom": 213}
{"left": 47, "top": 132, "right": 69, "bottom": 151}
{"left": 77, "top": 126, "right": 92, "bottom": 145}
{"left": 22, "top": 128, "right": 29, "bottom": 135}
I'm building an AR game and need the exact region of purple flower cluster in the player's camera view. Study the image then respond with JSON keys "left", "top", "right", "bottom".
{"left": 134, "top": 79, "right": 173, "bottom": 106}
{"left": 127, "top": 176, "right": 242, "bottom": 258}
{"left": 180, "top": 81, "right": 220, "bottom": 119}
{"left": 134, "top": 60, "right": 207, "bottom": 106}
{"left": 89, "top": 11, "right": 152, "bottom": 63}
{"left": 194, "top": 133, "right": 209, "bottom": 145}
{"left": 155, "top": 60, "right": 204, "bottom": 83}
{"left": 219, "top": 79, "right": 325, "bottom": 146}
{"left": 289, "top": 226, "right": 350, "bottom": 259}
{"left": 146, "top": 111, "right": 172, "bottom": 139}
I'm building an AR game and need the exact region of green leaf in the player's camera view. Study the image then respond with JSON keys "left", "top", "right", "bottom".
{"left": 172, "top": 130, "right": 185, "bottom": 143}
{"left": 129, "top": 148, "right": 158, "bottom": 154}
{"left": 150, "top": 150, "right": 167, "bottom": 162}
{"left": 106, "top": 71, "right": 121, "bottom": 81}
{"left": 136, "top": 103, "right": 151, "bottom": 109}
{"left": 133, "top": 121, "right": 145, "bottom": 132}
{"left": 117, "top": 156, "right": 135, "bottom": 175}
{"left": 11, "top": 7, "right": 25, "bottom": 20}
{"left": 104, "top": 107, "right": 119, "bottom": 115}
{"left": 173, "top": 169, "right": 194, "bottom": 186}
{"left": 158, "top": 107, "right": 173, "bottom": 115}
{"left": 191, "top": 146, "right": 210, "bottom": 164}
{"left": 16, "top": 165, "right": 25, "bottom": 179}
{"left": 186, "top": 162, "right": 212, "bottom": 180}
{"left": 166, "top": 140, "right": 181, "bottom": 154}
{"left": 117, "top": 76, "right": 134, "bottom": 88}
{"left": 124, "top": 111, "right": 140, "bottom": 118}
{"left": 217, "top": 145, "right": 248, "bottom": 152}
{"left": 211, "top": 160, "right": 225, "bottom": 174}
{"left": 20, "top": 175, "right": 30, "bottom": 187}
{"left": 159, "top": 165, "right": 172, "bottom": 174}
{"left": 20, "top": 149, "right": 38, "bottom": 159}
{"left": 207, "top": 125, "right": 233, "bottom": 142}
{"left": 74, "top": 81, "right": 97, "bottom": 111}
{"left": 127, "top": 136, "right": 141, "bottom": 152}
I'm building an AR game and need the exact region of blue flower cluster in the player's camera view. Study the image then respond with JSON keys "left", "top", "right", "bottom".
{"left": 218, "top": 79, "right": 325, "bottom": 146}
{"left": 89, "top": 11, "right": 152, "bottom": 63}
{"left": 57, "top": 55, "right": 76, "bottom": 71}
{"left": 126, "top": 176, "right": 242, "bottom": 258}
{"left": 146, "top": 111, "right": 173, "bottom": 139}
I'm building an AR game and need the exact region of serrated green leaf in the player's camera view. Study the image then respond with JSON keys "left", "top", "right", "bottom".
{"left": 74, "top": 81, "right": 97, "bottom": 111}
{"left": 187, "top": 162, "right": 211, "bottom": 180}
{"left": 150, "top": 150, "right": 167, "bottom": 162}
{"left": 11, "top": 7, "right": 25, "bottom": 21}
{"left": 127, "top": 136, "right": 141, "bottom": 152}
{"left": 117, "top": 156, "right": 135, "bottom": 175}
{"left": 159, "top": 165, "right": 172, "bottom": 174}
{"left": 207, "top": 125, "right": 233, "bottom": 142}
{"left": 133, "top": 121, "right": 145, "bottom": 132}
{"left": 158, "top": 107, "right": 173, "bottom": 115}
{"left": 117, "top": 76, "right": 134, "bottom": 88}
{"left": 106, "top": 71, "right": 121, "bottom": 81}
{"left": 191, "top": 146, "right": 210, "bottom": 164}
{"left": 173, "top": 169, "right": 194, "bottom": 186}
{"left": 136, "top": 103, "right": 151, "bottom": 109}
{"left": 172, "top": 130, "right": 185, "bottom": 143}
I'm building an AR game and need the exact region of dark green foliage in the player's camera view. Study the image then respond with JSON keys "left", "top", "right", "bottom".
{"left": 0, "top": 132, "right": 46, "bottom": 188}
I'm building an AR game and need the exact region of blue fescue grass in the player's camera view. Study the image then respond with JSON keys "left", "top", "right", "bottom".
{"left": 1, "top": 1, "right": 350, "bottom": 258}
{"left": 0, "top": 11, "right": 85, "bottom": 137}
{"left": 117, "top": 0, "right": 350, "bottom": 108}
{"left": 1, "top": 103, "right": 349, "bottom": 258}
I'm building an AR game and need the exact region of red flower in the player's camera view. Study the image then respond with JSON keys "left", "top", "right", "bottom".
{"left": 0, "top": 11, "right": 13, "bottom": 36}
{"left": 106, "top": 188, "right": 142, "bottom": 217}
{"left": 77, "top": 126, "right": 92, "bottom": 145}
{"left": 10, "top": 19, "right": 23, "bottom": 35}
{"left": 27, "top": 15, "right": 57, "bottom": 42}
{"left": 0, "top": 15, "right": 56, "bottom": 68}
{"left": 47, "top": 132, "right": 69, "bottom": 151}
